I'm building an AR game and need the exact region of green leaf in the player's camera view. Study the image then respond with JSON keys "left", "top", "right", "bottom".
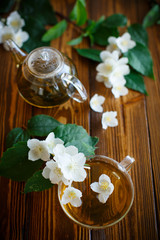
{"left": 0, "top": 0, "right": 15, "bottom": 13}
{"left": 6, "top": 128, "right": 30, "bottom": 148}
{"left": 125, "top": 70, "right": 148, "bottom": 95}
{"left": 88, "top": 34, "right": 95, "bottom": 46}
{"left": 19, "top": 0, "right": 57, "bottom": 52}
{"left": 128, "top": 24, "right": 148, "bottom": 46}
{"left": 69, "top": 0, "right": 87, "bottom": 26}
{"left": 24, "top": 170, "right": 53, "bottom": 193}
{"left": 54, "top": 124, "right": 98, "bottom": 155}
{"left": 19, "top": 0, "right": 57, "bottom": 26}
{"left": 85, "top": 16, "right": 105, "bottom": 35}
{"left": 21, "top": 16, "right": 49, "bottom": 52}
{"left": 84, "top": 20, "right": 96, "bottom": 35}
{"left": 124, "top": 43, "right": 154, "bottom": 79}
{"left": 95, "top": 16, "right": 106, "bottom": 29}
{"left": 157, "top": 19, "right": 160, "bottom": 24}
{"left": 27, "top": 115, "right": 62, "bottom": 137}
{"left": 93, "top": 24, "right": 119, "bottom": 46}
{"left": 67, "top": 35, "right": 83, "bottom": 46}
{"left": 42, "top": 20, "right": 67, "bottom": 42}
{"left": 103, "top": 14, "right": 127, "bottom": 28}
{"left": 83, "top": 17, "right": 105, "bottom": 46}
{"left": 0, "top": 142, "right": 43, "bottom": 181}
{"left": 76, "top": 48, "right": 101, "bottom": 62}
{"left": 143, "top": 4, "right": 160, "bottom": 28}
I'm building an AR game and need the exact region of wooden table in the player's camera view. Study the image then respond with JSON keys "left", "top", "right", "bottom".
{"left": 0, "top": 0, "right": 160, "bottom": 239}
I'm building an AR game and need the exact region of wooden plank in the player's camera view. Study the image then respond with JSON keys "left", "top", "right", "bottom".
{"left": 145, "top": 25, "right": 160, "bottom": 233}
{"left": 21, "top": 0, "right": 91, "bottom": 239}
{"left": 88, "top": 0, "right": 159, "bottom": 239}
{"left": 0, "top": 48, "right": 32, "bottom": 240}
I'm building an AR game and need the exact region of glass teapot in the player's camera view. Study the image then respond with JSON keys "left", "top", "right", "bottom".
{"left": 5, "top": 39, "right": 88, "bottom": 108}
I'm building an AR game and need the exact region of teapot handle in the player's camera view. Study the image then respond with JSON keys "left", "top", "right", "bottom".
{"left": 61, "top": 73, "right": 88, "bottom": 103}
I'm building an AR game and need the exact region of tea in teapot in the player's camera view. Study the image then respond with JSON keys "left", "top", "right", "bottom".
{"left": 5, "top": 40, "right": 87, "bottom": 108}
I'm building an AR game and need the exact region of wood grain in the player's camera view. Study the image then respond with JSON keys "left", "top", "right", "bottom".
{"left": 0, "top": 0, "right": 159, "bottom": 239}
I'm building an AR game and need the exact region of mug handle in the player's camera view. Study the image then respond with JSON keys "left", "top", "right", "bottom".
{"left": 119, "top": 156, "right": 135, "bottom": 172}
{"left": 61, "top": 73, "right": 88, "bottom": 103}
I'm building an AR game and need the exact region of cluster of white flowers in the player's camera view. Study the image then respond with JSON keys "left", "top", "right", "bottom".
{"left": 96, "top": 32, "right": 136, "bottom": 98}
{"left": 27, "top": 132, "right": 114, "bottom": 206}
{"left": 90, "top": 94, "right": 118, "bottom": 129}
{"left": 27, "top": 132, "right": 86, "bottom": 207}
{"left": 0, "top": 11, "right": 29, "bottom": 49}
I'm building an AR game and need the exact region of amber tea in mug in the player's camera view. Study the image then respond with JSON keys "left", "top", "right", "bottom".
{"left": 58, "top": 155, "right": 134, "bottom": 229}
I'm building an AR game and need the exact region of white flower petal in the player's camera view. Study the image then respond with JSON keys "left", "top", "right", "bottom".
{"left": 0, "top": 26, "right": 15, "bottom": 44}
{"left": 110, "top": 66, "right": 129, "bottom": 85}
{"left": 14, "top": 29, "right": 29, "bottom": 47}
{"left": 71, "top": 198, "right": 82, "bottom": 207}
{"left": 73, "top": 153, "right": 86, "bottom": 166}
{"left": 7, "top": 11, "right": 25, "bottom": 32}
{"left": 99, "top": 174, "right": 111, "bottom": 185}
{"left": 65, "top": 145, "right": 78, "bottom": 155}
{"left": 53, "top": 144, "right": 66, "bottom": 156}
{"left": 106, "top": 183, "right": 114, "bottom": 195}
{"left": 0, "top": 21, "right": 4, "bottom": 29}
{"left": 91, "top": 174, "right": 114, "bottom": 203}
{"left": 111, "top": 85, "right": 128, "bottom": 98}
{"left": 46, "top": 160, "right": 56, "bottom": 169}
{"left": 106, "top": 37, "right": 121, "bottom": 53}
{"left": 55, "top": 152, "right": 70, "bottom": 169}
{"left": 90, "top": 93, "right": 105, "bottom": 112}
{"left": 38, "top": 141, "right": 50, "bottom": 161}
{"left": 54, "top": 138, "right": 64, "bottom": 145}
{"left": 100, "top": 50, "right": 119, "bottom": 62}
{"left": 116, "top": 32, "right": 136, "bottom": 53}
{"left": 117, "top": 57, "right": 128, "bottom": 65}
{"left": 53, "top": 144, "right": 87, "bottom": 182}
{"left": 108, "top": 36, "right": 117, "bottom": 44}
{"left": 90, "top": 182, "right": 101, "bottom": 193}
{"left": 97, "top": 193, "right": 110, "bottom": 203}
{"left": 102, "top": 111, "right": 118, "bottom": 129}
{"left": 96, "top": 74, "right": 104, "bottom": 82}
{"left": 46, "top": 161, "right": 63, "bottom": 184}
{"left": 28, "top": 149, "right": 40, "bottom": 161}
{"left": 72, "top": 168, "right": 87, "bottom": 182}
{"left": 27, "top": 139, "right": 50, "bottom": 161}
{"left": 46, "top": 132, "right": 55, "bottom": 142}
{"left": 42, "top": 167, "right": 50, "bottom": 179}
{"left": 27, "top": 139, "right": 40, "bottom": 149}
{"left": 122, "top": 32, "right": 131, "bottom": 40}
{"left": 111, "top": 77, "right": 126, "bottom": 87}
{"left": 96, "top": 58, "right": 117, "bottom": 77}
{"left": 45, "top": 132, "right": 64, "bottom": 154}
{"left": 96, "top": 74, "right": 112, "bottom": 88}
{"left": 49, "top": 168, "right": 63, "bottom": 184}
{"left": 61, "top": 187, "right": 82, "bottom": 207}
{"left": 60, "top": 153, "right": 86, "bottom": 182}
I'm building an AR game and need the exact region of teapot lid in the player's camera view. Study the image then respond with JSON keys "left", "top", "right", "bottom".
{"left": 26, "top": 47, "right": 64, "bottom": 78}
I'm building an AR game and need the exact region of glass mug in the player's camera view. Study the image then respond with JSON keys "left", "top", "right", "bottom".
{"left": 58, "top": 155, "right": 135, "bottom": 229}
{"left": 5, "top": 39, "right": 87, "bottom": 108}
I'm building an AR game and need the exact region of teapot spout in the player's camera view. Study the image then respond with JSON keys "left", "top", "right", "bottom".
{"left": 4, "top": 39, "right": 27, "bottom": 67}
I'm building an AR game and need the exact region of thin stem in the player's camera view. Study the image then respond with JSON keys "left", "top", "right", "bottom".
{"left": 55, "top": 11, "right": 84, "bottom": 33}
{"left": 15, "top": 0, "right": 22, "bottom": 10}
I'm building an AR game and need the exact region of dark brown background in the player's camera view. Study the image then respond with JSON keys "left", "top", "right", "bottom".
{"left": 0, "top": 0, "right": 160, "bottom": 239}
